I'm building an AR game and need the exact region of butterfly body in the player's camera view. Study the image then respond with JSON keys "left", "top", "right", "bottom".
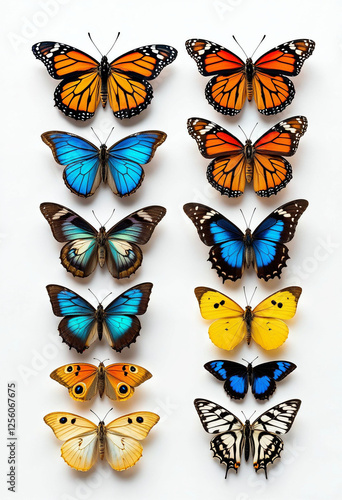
{"left": 194, "top": 398, "right": 301, "bottom": 477}
{"left": 186, "top": 38, "right": 315, "bottom": 115}
{"left": 204, "top": 359, "right": 296, "bottom": 399}
{"left": 184, "top": 200, "right": 308, "bottom": 281}
{"left": 33, "top": 39, "right": 177, "bottom": 120}
{"left": 187, "top": 116, "right": 308, "bottom": 197}
{"left": 50, "top": 361, "right": 152, "bottom": 401}
{"left": 195, "top": 286, "right": 302, "bottom": 351}
{"left": 44, "top": 410, "right": 159, "bottom": 471}
{"left": 47, "top": 283, "right": 153, "bottom": 353}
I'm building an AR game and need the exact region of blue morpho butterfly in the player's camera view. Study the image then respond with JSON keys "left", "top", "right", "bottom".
{"left": 41, "top": 129, "right": 167, "bottom": 198}
{"left": 204, "top": 358, "right": 296, "bottom": 400}
{"left": 46, "top": 283, "right": 152, "bottom": 353}
{"left": 40, "top": 202, "right": 166, "bottom": 279}
{"left": 183, "top": 199, "right": 308, "bottom": 282}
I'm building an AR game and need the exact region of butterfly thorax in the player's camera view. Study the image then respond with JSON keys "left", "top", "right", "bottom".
{"left": 99, "top": 145, "right": 108, "bottom": 181}
{"left": 243, "top": 140, "right": 254, "bottom": 182}
{"left": 95, "top": 305, "right": 105, "bottom": 341}
{"left": 243, "top": 228, "right": 254, "bottom": 269}
{"left": 98, "top": 421, "right": 106, "bottom": 459}
{"left": 244, "top": 421, "right": 251, "bottom": 461}
{"left": 99, "top": 56, "right": 110, "bottom": 107}
{"left": 97, "top": 227, "right": 107, "bottom": 267}
{"left": 245, "top": 59, "right": 255, "bottom": 101}
{"left": 244, "top": 306, "right": 253, "bottom": 344}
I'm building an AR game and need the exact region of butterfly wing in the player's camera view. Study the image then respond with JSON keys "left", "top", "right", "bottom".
{"left": 194, "top": 287, "right": 246, "bottom": 350}
{"left": 102, "top": 283, "right": 153, "bottom": 352}
{"left": 104, "top": 363, "right": 152, "bottom": 401}
{"left": 251, "top": 399, "right": 301, "bottom": 476}
{"left": 251, "top": 361, "right": 297, "bottom": 400}
{"left": 184, "top": 203, "right": 245, "bottom": 282}
{"left": 186, "top": 39, "right": 247, "bottom": 115}
{"left": 250, "top": 286, "right": 302, "bottom": 350}
{"left": 32, "top": 41, "right": 101, "bottom": 120}
{"left": 46, "top": 284, "right": 98, "bottom": 353}
{"left": 194, "top": 398, "right": 244, "bottom": 476}
{"left": 253, "top": 39, "right": 315, "bottom": 115}
{"left": 251, "top": 199, "right": 308, "bottom": 281}
{"left": 204, "top": 360, "right": 248, "bottom": 399}
{"left": 50, "top": 363, "right": 99, "bottom": 401}
{"left": 107, "top": 45, "right": 177, "bottom": 119}
{"left": 40, "top": 202, "right": 98, "bottom": 278}
{"left": 105, "top": 206, "right": 166, "bottom": 279}
{"left": 104, "top": 412, "right": 159, "bottom": 470}
{"left": 44, "top": 412, "right": 98, "bottom": 471}
{"left": 106, "top": 131, "right": 166, "bottom": 197}
{"left": 252, "top": 116, "right": 308, "bottom": 197}
{"left": 41, "top": 131, "right": 102, "bottom": 197}
{"left": 187, "top": 118, "right": 247, "bottom": 197}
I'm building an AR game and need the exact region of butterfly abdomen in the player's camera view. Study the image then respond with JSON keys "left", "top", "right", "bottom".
{"left": 244, "top": 421, "right": 251, "bottom": 461}
{"left": 244, "top": 306, "right": 253, "bottom": 344}
{"left": 99, "top": 56, "right": 110, "bottom": 107}
{"left": 244, "top": 140, "right": 254, "bottom": 183}
{"left": 100, "top": 145, "right": 108, "bottom": 182}
{"left": 98, "top": 363, "right": 105, "bottom": 398}
{"left": 96, "top": 305, "right": 104, "bottom": 341}
{"left": 245, "top": 59, "right": 254, "bottom": 101}
{"left": 243, "top": 228, "right": 254, "bottom": 270}
{"left": 97, "top": 228, "right": 107, "bottom": 267}
{"left": 98, "top": 422, "right": 106, "bottom": 459}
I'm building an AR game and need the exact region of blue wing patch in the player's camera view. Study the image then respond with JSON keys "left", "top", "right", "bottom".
{"left": 204, "top": 360, "right": 248, "bottom": 400}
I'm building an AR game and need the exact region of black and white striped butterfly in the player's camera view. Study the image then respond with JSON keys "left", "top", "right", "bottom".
{"left": 194, "top": 398, "right": 301, "bottom": 478}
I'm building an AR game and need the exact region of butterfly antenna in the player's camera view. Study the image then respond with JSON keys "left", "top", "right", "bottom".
{"left": 248, "top": 287, "right": 258, "bottom": 306}
{"left": 232, "top": 35, "right": 248, "bottom": 58}
{"left": 93, "top": 358, "right": 110, "bottom": 364}
{"left": 104, "top": 127, "right": 115, "bottom": 145}
{"left": 238, "top": 125, "right": 248, "bottom": 141}
{"left": 100, "top": 292, "right": 113, "bottom": 305}
{"left": 105, "top": 32, "right": 121, "bottom": 57}
{"left": 88, "top": 33, "right": 103, "bottom": 57}
{"left": 241, "top": 410, "right": 247, "bottom": 421}
{"left": 248, "top": 122, "right": 258, "bottom": 141}
{"left": 92, "top": 210, "right": 103, "bottom": 227}
{"left": 102, "top": 408, "right": 113, "bottom": 422}
{"left": 248, "top": 207, "right": 256, "bottom": 228}
{"left": 90, "top": 409, "right": 101, "bottom": 421}
{"left": 240, "top": 209, "right": 249, "bottom": 229}
{"left": 91, "top": 127, "right": 102, "bottom": 145}
{"left": 88, "top": 288, "right": 100, "bottom": 304}
{"left": 251, "top": 35, "right": 266, "bottom": 59}
{"left": 103, "top": 209, "right": 115, "bottom": 228}
{"left": 243, "top": 285, "right": 248, "bottom": 305}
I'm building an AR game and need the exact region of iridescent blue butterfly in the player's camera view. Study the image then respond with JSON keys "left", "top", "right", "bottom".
{"left": 204, "top": 359, "right": 296, "bottom": 400}
{"left": 41, "top": 130, "right": 166, "bottom": 198}
{"left": 183, "top": 199, "right": 308, "bottom": 282}
{"left": 46, "top": 283, "right": 152, "bottom": 353}
{"left": 40, "top": 202, "right": 166, "bottom": 279}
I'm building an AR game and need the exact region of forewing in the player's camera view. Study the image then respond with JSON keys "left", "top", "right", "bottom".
{"left": 106, "top": 412, "right": 160, "bottom": 440}
{"left": 46, "top": 284, "right": 95, "bottom": 317}
{"left": 253, "top": 116, "right": 308, "bottom": 156}
{"left": 105, "top": 283, "right": 153, "bottom": 315}
{"left": 252, "top": 361, "right": 296, "bottom": 400}
{"left": 194, "top": 287, "right": 244, "bottom": 319}
{"left": 253, "top": 287, "right": 302, "bottom": 319}
{"left": 204, "top": 360, "right": 248, "bottom": 400}
{"left": 194, "top": 399, "right": 243, "bottom": 434}
{"left": 40, "top": 202, "right": 97, "bottom": 242}
{"left": 255, "top": 39, "right": 315, "bottom": 77}
{"left": 185, "top": 39, "right": 245, "bottom": 76}
{"left": 252, "top": 399, "right": 301, "bottom": 434}
{"left": 50, "top": 363, "right": 99, "bottom": 402}
{"left": 104, "top": 364, "right": 152, "bottom": 401}
{"left": 44, "top": 412, "right": 97, "bottom": 441}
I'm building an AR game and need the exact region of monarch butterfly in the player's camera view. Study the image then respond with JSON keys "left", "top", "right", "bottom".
{"left": 187, "top": 116, "right": 308, "bottom": 197}
{"left": 186, "top": 37, "right": 315, "bottom": 115}
{"left": 32, "top": 33, "right": 177, "bottom": 120}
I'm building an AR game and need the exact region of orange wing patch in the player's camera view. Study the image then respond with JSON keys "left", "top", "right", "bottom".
{"left": 206, "top": 73, "right": 247, "bottom": 115}
{"left": 253, "top": 154, "right": 292, "bottom": 197}
{"left": 107, "top": 72, "right": 152, "bottom": 119}
{"left": 208, "top": 156, "right": 247, "bottom": 197}
{"left": 55, "top": 71, "right": 101, "bottom": 120}
{"left": 252, "top": 72, "right": 295, "bottom": 115}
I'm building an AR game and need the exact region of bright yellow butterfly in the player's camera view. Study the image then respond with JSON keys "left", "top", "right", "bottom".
{"left": 44, "top": 410, "right": 159, "bottom": 471}
{"left": 194, "top": 286, "right": 302, "bottom": 350}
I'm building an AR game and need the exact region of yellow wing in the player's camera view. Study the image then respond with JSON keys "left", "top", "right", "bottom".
{"left": 105, "top": 412, "right": 159, "bottom": 471}
{"left": 251, "top": 287, "right": 302, "bottom": 350}
{"left": 195, "top": 287, "right": 246, "bottom": 350}
{"left": 44, "top": 412, "right": 98, "bottom": 471}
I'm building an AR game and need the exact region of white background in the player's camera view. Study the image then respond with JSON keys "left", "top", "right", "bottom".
{"left": 1, "top": 0, "right": 342, "bottom": 498}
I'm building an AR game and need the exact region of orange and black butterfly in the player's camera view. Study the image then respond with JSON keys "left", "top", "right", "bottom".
{"left": 187, "top": 116, "right": 308, "bottom": 197}
{"left": 185, "top": 37, "right": 315, "bottom": 115}
{"left": 32, "top": 34, "right": 177, "bottom": 120}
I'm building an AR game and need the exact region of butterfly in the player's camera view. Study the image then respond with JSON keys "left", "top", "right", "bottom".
{"left": 41, "top": 130, "right": 167, "bottom": 198}
{"left": 185, "top": 37, "right": 315, "bottom": 115}
{"left": 184, "top": 200, "right": 308, "bottom": 282}
{"left": 194, "top": 286, "right": 302, "bottom": 351}
{"left": 194, "top": 398, "right": 301, "bottom": 478}
{"left": 46, "top": 283, "right": 152, "bottom": 353}
{"left": 40, "top": 203, "right": 166, "bottom": 279}
{"left": 32, "top": 35, "right": 177, "bottom": 120}
{"left": 187, "top": 116, "right": 308, "bottom": 198}
{"left": 50, "top": 360, "right": 152, "bottom": 402}
{"left": 44, "top": 409, "right": 159, "bottom": 471}
{"left": 204, "top": 359, "right": 296, "bottom": 400}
